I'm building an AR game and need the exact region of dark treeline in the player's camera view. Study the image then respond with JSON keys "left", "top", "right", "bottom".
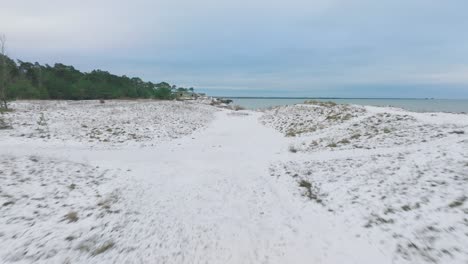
{"left": 0, "top": 54, "right": 194, "bottom": 101}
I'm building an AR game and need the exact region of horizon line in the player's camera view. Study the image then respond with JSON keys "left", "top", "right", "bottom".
{"left": 211, "top": 96, "right": 447, "bottom": 100}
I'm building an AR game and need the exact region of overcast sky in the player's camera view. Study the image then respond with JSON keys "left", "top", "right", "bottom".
{"left": 2, "top": 0, "right": 468, "bottom": 98}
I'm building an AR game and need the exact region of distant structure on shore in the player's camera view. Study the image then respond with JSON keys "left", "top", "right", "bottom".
{"left": 176, "top": 91, "right": 204, "bottom": 100}
{"left": 174, "top": 91, "right": 238, "bottom": 110}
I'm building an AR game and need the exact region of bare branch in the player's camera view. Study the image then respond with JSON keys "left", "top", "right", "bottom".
{"left": 0, "top": 33, "right": 8, "bottom": 109}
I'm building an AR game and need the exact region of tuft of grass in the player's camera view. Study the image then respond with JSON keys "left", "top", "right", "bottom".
{"left": 327, "top": 143, "right": 337, "bottom": 148}
{"left": 338, "top": 139, "right": 350, "bottom": 144}
{"left": 285, "top": 130, "right": 297, "bottom": 137}
{"left": 288, "top": 145, "right": 298, "bottom": 153}
{"left": 326, "top": 114, "right": 339, "bottom": 121}
{"left": 65, "top": 211, "right": 79, "bottom": 222}
{"left": 383, "top": 128, "right": 391, "bottom": 133}
{"left": 298, "top": 179, "right": 323, "bottom": 204}
{"left": 92, "top": 241, "right": 115, "bottom": 256}
{"left": 364, "top": 214, "right": 394, "bottom": 228}
{"left": 449, "top": 196, "right": 467, "bottom": 208}
{"left": 0, "top": 108, "right": 13, "bottom": 113}
{"left": 2, "top": 201, "right": 14, "bottom": 207}
{"left": 401, "top": 205, "right": 411, "bottom": 211}
{"left": 97, "top": 192, "right": 120, "bottom": 212}
{"left": 68, "top": 183, "right": 76, "bottom": 190}
{"left": 299, "top": 179, "right": 313, "bottom": 200}
{"left": 37, "top": 113, "right": 47, "bottom": 126}
{"left": 449, "top": 130, "right": 465, "bottom": 135}
{"left": 304, "top": 100, "right": 337, "bottom": 107}
{"left": 0, "top": 117, "right": 12, "bottom": 130}
{"left": 342, "top": 113, "right": 353, "bottom": 120}
{"left": 285, "top": 127, "right": 317, "bottom": 137}
{"left": 384, "top": 207, "right": 395, "bottom": 215}
{"left": 350, "top": 133, "right": 361, "bottom": 139}
{"left": 299, "top": 179, "right": 312, "bottom": 189}
{"left": 65, "top": 235, "right": 76, "bottom": 241}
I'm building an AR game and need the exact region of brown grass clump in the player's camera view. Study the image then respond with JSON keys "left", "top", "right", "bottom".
{"left": 448, "top": 196, "right": 466, "bottom": 208}
{"left": 338, "top": 139, "right": 350, "bottom": 144}
{"left": 298, "top": 179, "right": 323, "bottom": 204}
{"left": 92, "top": 241, "right": 115, "bottom": 256}
{"left": 65, "top": 211, "right": 79, "bottom": 222}
{"left": 286, "top": 130, "right": 297, "bottom": 137}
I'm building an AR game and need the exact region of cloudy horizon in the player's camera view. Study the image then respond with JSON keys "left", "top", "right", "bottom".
{"left": 2, "top": 0, "right": 468, "bottom": 98}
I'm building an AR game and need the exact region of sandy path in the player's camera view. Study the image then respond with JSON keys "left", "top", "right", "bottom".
{"left": 1, "top": 110, "right": 390, "bottom": 263}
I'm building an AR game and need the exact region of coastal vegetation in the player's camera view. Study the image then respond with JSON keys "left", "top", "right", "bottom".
{"left": 0, "top": 52, "right": 193, "bottom": 104}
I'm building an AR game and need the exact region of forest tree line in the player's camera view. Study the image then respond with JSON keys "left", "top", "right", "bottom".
{"left": 0, "top": 53, "right": 194, "bottom": 103}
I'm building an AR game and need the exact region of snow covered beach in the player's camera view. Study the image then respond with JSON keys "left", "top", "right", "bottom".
{"left": 0, "top": 100, "right": 467, "bottom": 263}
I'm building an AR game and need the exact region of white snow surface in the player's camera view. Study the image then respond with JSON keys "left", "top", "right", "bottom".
{"left": 0, "top": 100, "right": 467, "bottom": 263}
{"left": 263, "top": 103, "right": 468, "bottom": 263}
{"left": 1, "top": 100, "right": 216, "bottom": 147}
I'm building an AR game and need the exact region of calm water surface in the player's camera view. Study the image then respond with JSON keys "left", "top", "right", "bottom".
{"left": 230, "top": 98, "right": 468, "bottom": 113}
